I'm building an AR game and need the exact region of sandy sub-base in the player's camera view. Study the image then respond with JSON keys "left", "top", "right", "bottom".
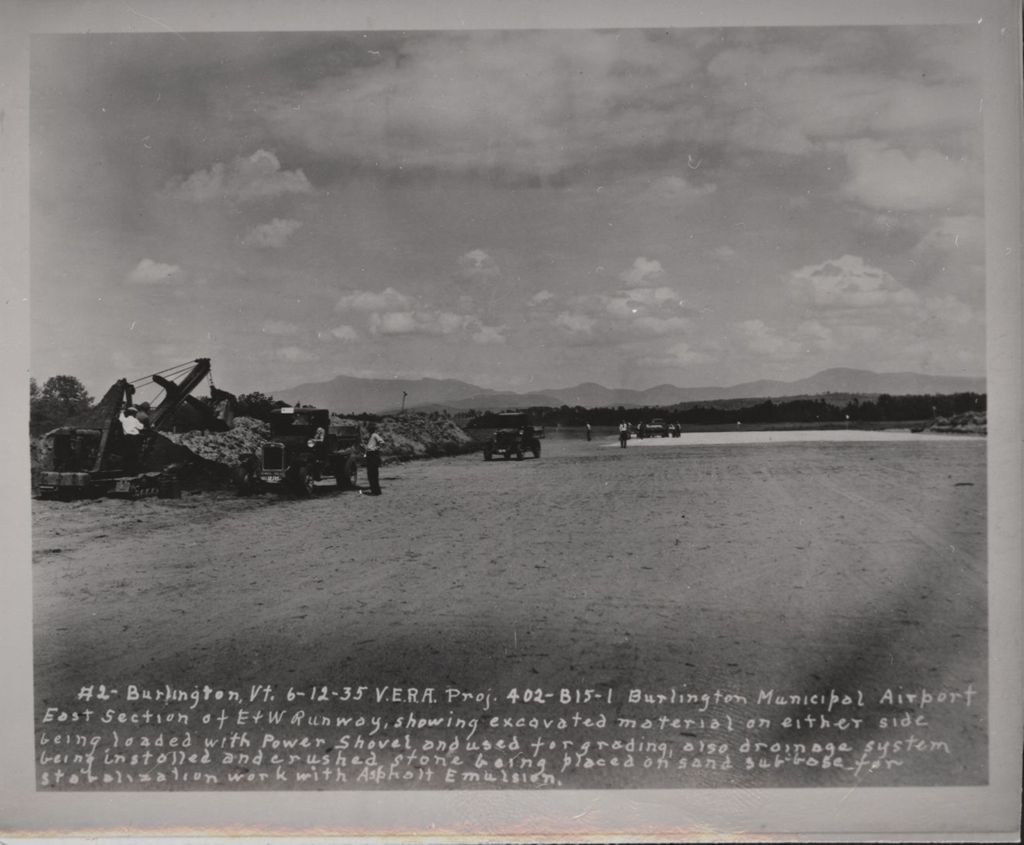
{"left": 32, "top": 431, "right": 986, "bottom": 789}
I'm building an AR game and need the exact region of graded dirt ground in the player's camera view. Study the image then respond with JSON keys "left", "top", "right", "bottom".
{"left": 32, "top": 431, "right": 987, "bottom": 789}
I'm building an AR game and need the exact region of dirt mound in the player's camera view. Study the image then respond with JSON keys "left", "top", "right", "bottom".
{"left": 162, "top": 417, "right": 270, "bottom": 468}
{"left": 163, "top": 414, "right": 476, "bottom": 468}
{"left": 927, "top": 412, "right": 986, "bottom": 435}
{"left": 355, "top": 414, "right": 476, "bottom": 463}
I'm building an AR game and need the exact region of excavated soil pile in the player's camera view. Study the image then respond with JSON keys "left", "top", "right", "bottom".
{"left": 162, "top": 416, "right": 270, "bottom": 468}
{"left": 163, "top": 414, "right": 476, "bottom": 468}
{"left": 928, "top": 411, "right": 986, "bottom": 435}
{"left": 366, "top": 414, "right": 476, "bottom": 462}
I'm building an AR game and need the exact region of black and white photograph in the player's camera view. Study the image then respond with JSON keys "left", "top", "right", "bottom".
{"left": 2, "top": 0, "right": 1021, "bottom": 840}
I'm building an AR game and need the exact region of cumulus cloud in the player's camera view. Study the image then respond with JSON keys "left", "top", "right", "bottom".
{"left": 361, "top": 304, "right": 504, "bottom": 342}
{"left": 839, "top": 140, "right": 974, "bottom": 211}
{"left": 471, "top": 325, "right": 506, "bottom": 345}
{"left": 551, "top": 276, "right": 690, "bottom": 343}
{"left": 553, "top": 312, "right": 597, "bottom": 335}
{"left": 325, "top": 324, "right": 359, "bottom": 341}
{"left": 636, "top": 341, "right": 711, "bottom": 367}
{"left": 457, "top": 249, "right": 501, "bottom": 283}
{"left": 645, "top": 175, "right": 717, "bottom": 204}
{"left": 243, "top": 218, "right": 303, "bottom": 248}
{"left": 528, "top": 290, "right": 555, "bottom": 306}
{"left": 796, "top": 319, "right": 836, "bottom": 349}
{"left": 789, "top": 255, "right": 918, "bottom": 309}
{"left": 736, "top": 319, "right": 803, "bottom": 358}
{"left": 619, "top": 257, "right": 665, "bottom": 287}
{"left": 368, "top": 310, "right": 465, "bottom": 337}
{"left": 275, "top": 346, "right": 319, "bottom": 362}
{"left": 166, "top": 150, "right": 312, "bottom": 203}
{"left": 261, "top": 320, "right": 299, "bottom": 335}
{"left": 336, "top": 287, "right": 414, "bottom": 312}
{"left": 605, "top": 286, "right": 682, "bottom": 317}
{"left": 921, "top": 295, "right": 976, "bottom": 326}
{"left": 127, "top": 258, "right": 181, "bottom": 284}
{"left": 780, "top": 256, "right": 981, "bottom": 370}
{"left": 631, "top": 315, "right": 693, "bottom": 337}
{"left": 369, "top": 312, "right": 429, "bottom": 336}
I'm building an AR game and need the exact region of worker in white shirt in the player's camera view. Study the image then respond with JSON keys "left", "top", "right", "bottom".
{"left": 361, "top": 422, "right": 384, "bottom": 496}
{"left": 119, "top": 406, "right": 144, "bottom": 472}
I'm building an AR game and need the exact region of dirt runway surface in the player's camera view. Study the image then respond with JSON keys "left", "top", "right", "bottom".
{"left": 33, "top": 431, "right": 987, "bottom": 789}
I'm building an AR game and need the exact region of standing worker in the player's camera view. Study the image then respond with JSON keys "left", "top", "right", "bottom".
{"left": 618, "top": 421, "right": 629, "bottom": 448}
{"left": 361, "top": 422, "right": 384, "bottom": 496}
{"left": 585, "top": 422, "right": 592, "bottom": 442}
{"left": 119, "top": 405, "right": 144, "bottom": 472}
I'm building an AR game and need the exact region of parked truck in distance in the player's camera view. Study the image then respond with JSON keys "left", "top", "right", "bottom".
{"left": 236, "top": 406, "right": 362, "bottom": 496}
{"left": 645, "top": 418, "right": 668, "bottom": 437}
{"left": 482, "top": 412, "right": 542, "bottom": 461}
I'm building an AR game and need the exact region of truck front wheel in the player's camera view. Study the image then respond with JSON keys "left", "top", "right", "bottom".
{"left": 336, "top": 456, "right": 358, "bottom": 490}
{"left": 293, "top": 465, "right": 316, "bottom": 496}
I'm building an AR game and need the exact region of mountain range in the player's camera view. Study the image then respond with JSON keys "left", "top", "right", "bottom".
{"left": 270, "top": 368, "right": 986, "bottom": 415}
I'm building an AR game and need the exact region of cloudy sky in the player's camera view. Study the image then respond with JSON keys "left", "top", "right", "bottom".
{"left": 30, "top": 25, "right": 986, "bottom": 397}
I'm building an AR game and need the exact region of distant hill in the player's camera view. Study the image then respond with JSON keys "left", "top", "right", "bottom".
{"left": 723, "top": 368, "right": 986, "bottom": 400}
{"left": 269, "top": 368, "right": 985, "bottom": 415}
{"left": 270, "top": 375, "right": 496, "bottom": 414}
{"left": 439, "top": 390, "right": 566, "bottom": 411}
{"left": 544, "top": 368, "right": 986, "bottom": 408}
{"left": 668, "top": 392, "right": 877, "bottom": 412}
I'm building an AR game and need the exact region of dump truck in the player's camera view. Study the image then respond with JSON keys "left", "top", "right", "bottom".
{"left": 36, "top": 358, "right": 232, "bottom": 500}
{"left": 234, "top": 406, "right": 363, "bottom": 496}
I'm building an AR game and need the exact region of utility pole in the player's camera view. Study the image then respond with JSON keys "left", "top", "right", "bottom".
{"left": 401, "top": 391, "right": 408, "bottom": 413}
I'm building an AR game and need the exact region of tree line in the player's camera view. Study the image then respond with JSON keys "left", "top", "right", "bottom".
{"left": 463, "top": 392, "right": 986, "bottom": 429}
{"left": 30, "top": 375, "right": 985, "bottom": 435}
{"left": 29, "top": 376, "right": 94, "bottom": 435}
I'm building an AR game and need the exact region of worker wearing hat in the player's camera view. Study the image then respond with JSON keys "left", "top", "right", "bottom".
{"left": 119, "top": 405, "right": 144, "bottom": 473}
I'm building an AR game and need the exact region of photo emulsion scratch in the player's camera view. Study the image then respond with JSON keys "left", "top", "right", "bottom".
{"left": 29, "top": 24, "right": 992, "bottom": 794}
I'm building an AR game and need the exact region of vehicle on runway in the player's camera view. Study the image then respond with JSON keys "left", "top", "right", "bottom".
{"left": 483, "top": 412, "right": 542, "bottom": 461}
{"left": 236, "top": 406, "right": 362, "bottom": 495}
{"left": 646, "top": 418, "right": 668, "bottom": 437}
